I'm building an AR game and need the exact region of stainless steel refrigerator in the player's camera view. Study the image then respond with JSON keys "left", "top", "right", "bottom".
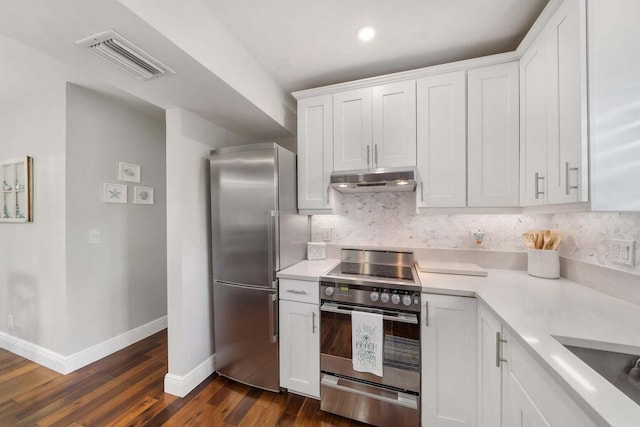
{"left": 210, "top": 142, "right": 308, "bottom": 392}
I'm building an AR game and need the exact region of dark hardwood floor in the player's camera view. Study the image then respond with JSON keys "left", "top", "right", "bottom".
{"left": 0, "top": 330, "right": 368, "bottom": 426}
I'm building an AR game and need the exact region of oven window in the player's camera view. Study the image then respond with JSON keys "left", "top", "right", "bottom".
{"left": 321, "top": 310, "right": 420, "bottom": 372}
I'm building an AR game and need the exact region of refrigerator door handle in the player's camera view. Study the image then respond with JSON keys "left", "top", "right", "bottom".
{"left": 273, "top": 210, "right": 280, "bottom": 273}
{"left": 269, "top": 292, "right": 278, "bottom": 343}
{"left": 268, "top": 210, "right": 280, "bottom": 285}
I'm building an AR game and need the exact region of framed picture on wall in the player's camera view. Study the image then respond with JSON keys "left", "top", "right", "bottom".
{"left": 134, "top": 186, "right": 154, "bottom": 205}
{"left": 118, "top": 162, "right": 141, "bottom": 183}
{"left": 102, "top": 183, "right": 127, "bottom": 204}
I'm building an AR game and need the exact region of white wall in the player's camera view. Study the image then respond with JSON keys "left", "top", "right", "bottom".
{"left": 65, "top": 84, "right": 167, "bottom": 353}
{"left": 165, "top": 108, "right": 248, "bottom": 395}
{"left": 0, "top": 83, "right": 68, "bottom": 354}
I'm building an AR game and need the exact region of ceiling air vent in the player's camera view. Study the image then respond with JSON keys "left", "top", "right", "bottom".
{"left": 76, "top": 30, "right": 174, "bottom": 81}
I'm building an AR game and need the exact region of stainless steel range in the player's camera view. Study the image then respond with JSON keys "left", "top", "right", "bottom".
{"left": 319, "top": 248, "right": 421, "bottom": 427}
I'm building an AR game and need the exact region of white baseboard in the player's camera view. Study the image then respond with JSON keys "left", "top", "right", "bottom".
{"left": 164, "top": 354, "right": 216, "bottom": 397}
{"left": 0, "top": 331, "right": 68, "bottom": 373}
{"left": 65, "top": 316, "right": 167, "bottom": 374}
{"left": 0, "top": 316, "right": 167, "bottom": 375}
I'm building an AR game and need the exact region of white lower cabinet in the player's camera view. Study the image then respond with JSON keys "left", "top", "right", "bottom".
{"left": 477, "top": 303, "right": 597, "bottom": 427}
{"left": 279, "top": 280, "right": 320, "bottom": 398}
{"left": 422, "top": 293, "right": 477, "bottom": 427}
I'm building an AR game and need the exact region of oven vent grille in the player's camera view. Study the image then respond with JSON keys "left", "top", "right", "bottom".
{"left": 75, "top": 30, "right": 174, "bottom": 81}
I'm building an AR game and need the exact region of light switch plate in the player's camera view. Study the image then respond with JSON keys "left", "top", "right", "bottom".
{"left": 88, "top": 228, "right": 101, "bottom": 244}
{"left": 611, "top": 239, "right": 636, "bottom": 266}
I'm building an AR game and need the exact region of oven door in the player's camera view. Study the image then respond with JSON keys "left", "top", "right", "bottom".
{"left": 320, "top": 301, "right": 421, "bottom": 393}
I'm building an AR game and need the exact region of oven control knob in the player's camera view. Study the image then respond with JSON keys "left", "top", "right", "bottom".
{"left": 380, "top": 293, "right": 390, "bottom": 303}
{"left": 325, "top": 287, "right": 334, "bottom": 297}
{"left": 370, "top": 292, "right": 379, "bottom": 302}
{"left": 402, "top": 295, "right": 412, "bottom": 306}
{"left": 391, "top": 294, "right": 400, "bottom": 305}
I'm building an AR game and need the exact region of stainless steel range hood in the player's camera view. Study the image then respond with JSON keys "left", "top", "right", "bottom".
{"left": 330, "top": 168, "right": 417, "bottom": 193}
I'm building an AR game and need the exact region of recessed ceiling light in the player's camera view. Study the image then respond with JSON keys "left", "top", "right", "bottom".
{"left": 357, "top": 26, "right": 376, "bottom": 42}
{"left": 396, "top": 180, "right": 409, "bottom": 186}
{"left": 337, "top": 183, "right": 349, "bottom": 188}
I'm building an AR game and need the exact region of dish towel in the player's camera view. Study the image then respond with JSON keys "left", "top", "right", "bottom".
{"left": 351, "top": 310, "right": 383, "bottom": 377}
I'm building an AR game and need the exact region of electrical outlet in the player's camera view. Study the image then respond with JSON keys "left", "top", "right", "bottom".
{"left": 88, "top": 228, "right": 101, "bottom": 244}
{"left": 8, "top": 314, "right": 14, "bottom": 330}
{"left": 611, "top": 239, "right": 636, "bottom": 266}
{"left": 322, "top": 228, "right": 333, "bottom": 242}
{"left": 471, "top": 230, "right": 485, "bottom": 247}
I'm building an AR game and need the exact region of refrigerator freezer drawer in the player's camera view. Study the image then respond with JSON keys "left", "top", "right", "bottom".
{"left": 213, "top": 281, "right": 279, "bottom": 392}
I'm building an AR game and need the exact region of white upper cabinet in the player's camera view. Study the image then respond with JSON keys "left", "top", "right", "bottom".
{"left": 334, "top": 82, "right": 416, "bottom": 172}
{"left": 372, "top": 81, "right": 417, "bottom": 168}
{"left": 586, "top": 0, "right": 640, "bottom": 211}
{"left": 519, "top": 28, "right": 552, "bottom": 207}
{"left": 546, "top": 0, "right": 588, "bottom": 204}
{"left": 297, "top": 95, "right": 334, "bottom": 211}
{"left": 416, "top": 71, "right": 467, "bottom": 208}
{"left": 468, "top": 62, "right": 520, "bottom": 207}
{"left": 520, "top": 0, "right": 588, "bottom": 207}
{"left": 333, "top": 88, "right": 373, "bottom": 171}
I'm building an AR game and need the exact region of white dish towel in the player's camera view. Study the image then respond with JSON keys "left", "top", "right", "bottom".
{"left": 351, "top": 310, "right": 383, "bottom": 377}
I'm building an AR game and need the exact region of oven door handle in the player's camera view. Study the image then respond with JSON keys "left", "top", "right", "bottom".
{"left": 320, "top": 302, "right": 418, "bottom": 325}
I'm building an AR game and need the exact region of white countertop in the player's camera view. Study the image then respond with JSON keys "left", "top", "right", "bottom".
{"left": 418, "top": 269, "right": 640, "bottom": 427}
{"left": 277, "top": 258, "right": 340, "bottom": 281}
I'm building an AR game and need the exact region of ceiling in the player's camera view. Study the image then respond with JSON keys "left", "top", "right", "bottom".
{"left": 203, "top": 0, "right": 549, "bottom": 92}
{"left": 0, "top": 0, "right": 549, "bottom": 139}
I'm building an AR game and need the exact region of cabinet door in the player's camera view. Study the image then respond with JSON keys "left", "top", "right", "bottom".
{"left": 372, "top": 80, "right": 417, "bottom": 168}
{"left": 468, "top": 62, "right": 520, "bottom": 207}
{"left": 416, "top": 72, "right": 467, "bottom": 207}
{"left": 547, "top": 0, "right": 589, "bottom": 204}
{"left": 279, "top": 300, "right": 320, "bottom": 398}
{"left": 519, "top": 30, "right": 552, "bottom": 207}
{"left": 297, "top": 95, "right": 333, "bottom": 211}
{"left": 422, "top": 294, "right": 477, "bottom": 427}
{"left": 477, "top": 304, "right": 503, "bottom": 427}
{"left": 333, "top": 88, "right": 372, "bottom": 171}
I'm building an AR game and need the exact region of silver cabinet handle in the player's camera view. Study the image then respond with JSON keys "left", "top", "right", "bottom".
{"left": 565, "top": 162, "right": 579, "bottom": 195}
{"left": 374, "top": 144, "right": 378, "bottom": 166}
{"left": 367, "top": 145, "right": 371, "bottom": 167}
{"left": 326, "top": 185, "right": 330, "bottom": 205}
{"left": 424, "top": 300, "right": 429, "bottom": 327}
{"left": 312, "top": 311, "right": 316, "bottom": 334}
{"left": 534, "top": 173, "right": 545, "bottom": 199}
{"left": 420, "top": 182, "right": 424, "bottom": 203}
{"left": 495, "top": 331, "right": 508, "bottom": 367}
{"left": 286, "top": 289, "right": 308, "bottom": 295}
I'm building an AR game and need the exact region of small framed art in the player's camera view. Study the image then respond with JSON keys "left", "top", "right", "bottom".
{"left": 118, "top": 162, "right": 141, "bottom": 183}
{"left": 134, "top": 186, "right": 154, "bottom": 205}
{"left": 103, "top": 183, "right": 127, "bottom": 204}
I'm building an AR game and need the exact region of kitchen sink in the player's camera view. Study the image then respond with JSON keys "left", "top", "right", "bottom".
{"left": 561, "top": 343, "right": 640, "bottom": 405}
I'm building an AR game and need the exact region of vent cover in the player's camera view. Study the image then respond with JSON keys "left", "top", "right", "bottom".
{"left": 76, "top": 30, "right": 174, "bottom": 81}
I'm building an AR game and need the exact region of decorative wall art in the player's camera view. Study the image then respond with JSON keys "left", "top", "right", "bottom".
{"left": 118, "top": 162, "right": 141, "bottom": 183}
{"left": 134, "top": 186, "right": 154, "bottom": 205}
{"left": 102, "top": 183, "right": 127, "bottom": 204}
{"left": 0, "top": 156, "right": 33, "bottom": 223}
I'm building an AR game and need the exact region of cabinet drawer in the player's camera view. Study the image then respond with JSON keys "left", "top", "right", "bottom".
{"left": 280, "top": 279, "right": 319, "bottom": 304}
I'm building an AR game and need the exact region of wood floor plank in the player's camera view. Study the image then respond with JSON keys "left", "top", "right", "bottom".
{"left": 107, "top": 395, "right": 159, "bottom": 427}
{"left": 0, "top": 330, "right": 373, "bottom": 427}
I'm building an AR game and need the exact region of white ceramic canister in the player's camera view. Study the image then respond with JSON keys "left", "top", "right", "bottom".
{"left": 527, "top": 249, "right": 560, "bottom": 279}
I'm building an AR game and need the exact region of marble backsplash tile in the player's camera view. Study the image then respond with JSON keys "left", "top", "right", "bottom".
{"left": 310, "top": 192, "right": 640, "bottom": 274}
{"left": 552, "top": 212, "right": 640, "bottom": 273}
